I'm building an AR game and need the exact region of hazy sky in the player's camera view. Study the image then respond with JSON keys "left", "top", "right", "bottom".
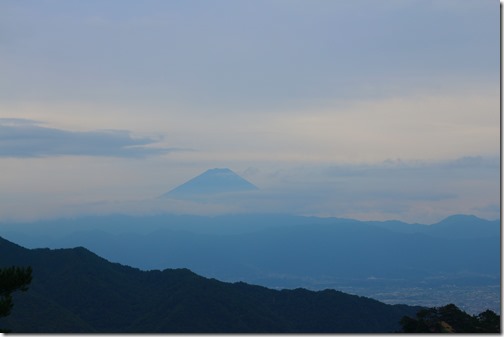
{"left": 0, "top": 0, "right": 500, "bottom": 223}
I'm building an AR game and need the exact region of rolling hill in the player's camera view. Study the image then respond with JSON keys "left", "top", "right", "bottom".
{"left": 0, "top": 213, "right": 499, "bottom": 313}
{"left": 0, "top": 236, "right": 421, "bottom": 333}
{"left": 1, "top": 214, "right": 497, "bottom": 285}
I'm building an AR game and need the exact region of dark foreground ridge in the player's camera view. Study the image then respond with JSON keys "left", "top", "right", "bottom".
{"left": 0, "top": 236, "right": 421, "bottom": 333}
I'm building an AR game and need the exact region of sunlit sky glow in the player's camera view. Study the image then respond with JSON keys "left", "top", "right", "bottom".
{"left": 0, "top": 0, "right": 499, "bottom": 223}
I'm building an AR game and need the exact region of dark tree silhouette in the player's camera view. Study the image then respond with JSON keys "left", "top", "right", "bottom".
{"left": 400, "top": 303, "right": 500, "bottom": 333}
{"left": 0, "top": 266, "right": 32, "bottom": 332}
{"left": 476, "top": 309, "right": 500, "bottom": 332}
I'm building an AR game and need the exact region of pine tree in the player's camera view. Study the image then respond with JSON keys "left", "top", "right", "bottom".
{"left": 0, "top": 266, "right": 32, "bottom": 332}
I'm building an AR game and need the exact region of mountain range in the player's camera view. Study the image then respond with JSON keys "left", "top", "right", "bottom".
{"left": 0, "top": 236, "right": 422, "bottom": 333}
{"left": 0, "top": 213, "right": 499, "bottom": 315}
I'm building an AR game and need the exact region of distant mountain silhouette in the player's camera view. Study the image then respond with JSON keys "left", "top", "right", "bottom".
{"left": 0, "top": 236, "right": 421, "bottom": 333}
{"left": 161, "top": 168, "right": 258, "bottom": 199}
{"left": 0, "top": 214, "right": 499, "bottom": 293}
{"left": 424, "top": 214, "right": 500, "bottom": 239}
{"left": 367, "top": 214, "right": 500, "bottom": 239}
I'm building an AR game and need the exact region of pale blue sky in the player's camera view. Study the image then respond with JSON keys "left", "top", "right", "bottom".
{"left": 0, "top": 0, "right": 500, "bottom": 223}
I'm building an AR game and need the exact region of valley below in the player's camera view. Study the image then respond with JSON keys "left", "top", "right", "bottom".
{"left": 327, "top": 284, "right": 500, "bottom": 315}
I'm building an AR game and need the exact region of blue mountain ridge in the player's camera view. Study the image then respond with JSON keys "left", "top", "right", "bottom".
{"left": 0, "top": 235, "right": 423, "bottom": 333}
{"left": 0, "top": 213, "right": 499, "bottom": 313}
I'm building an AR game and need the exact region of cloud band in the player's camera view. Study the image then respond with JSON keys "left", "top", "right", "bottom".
{"left": 0, "top": 118, "right": 179, "bottom": 158}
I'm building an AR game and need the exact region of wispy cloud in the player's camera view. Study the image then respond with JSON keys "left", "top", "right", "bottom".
{"left": 323, "top": 156, "right": 500, "bottom": 177}
{"left": 0, "top": 118, "right": 182, "bottom": 158}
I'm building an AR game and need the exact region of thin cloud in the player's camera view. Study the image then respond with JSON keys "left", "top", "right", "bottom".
{"left": 324, "top": 156, "right": 499, "bottom": 177}
{"left": 0, "top": 118, "right": 182, "bottom": 158}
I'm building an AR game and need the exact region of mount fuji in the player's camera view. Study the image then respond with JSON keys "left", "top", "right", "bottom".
{"left": 161, "top": 168, "right": 258, "bottom": 199}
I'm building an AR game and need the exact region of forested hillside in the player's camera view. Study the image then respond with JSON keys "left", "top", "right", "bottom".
{"left": 0, "top": 236, "right": 422, "bottom": 333}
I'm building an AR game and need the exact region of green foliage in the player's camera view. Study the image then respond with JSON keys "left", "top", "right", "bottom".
{"left": 399, "top": 303, "right": 500, "bottom": 333}
{"left": 0, "top": 266, "right": 32, "bottom": 332}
